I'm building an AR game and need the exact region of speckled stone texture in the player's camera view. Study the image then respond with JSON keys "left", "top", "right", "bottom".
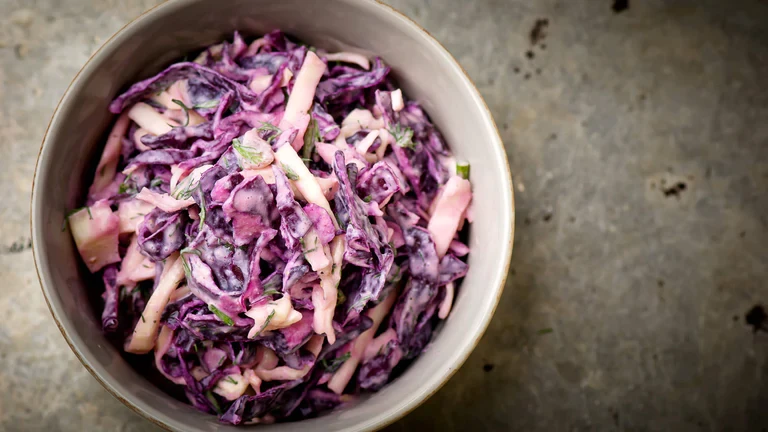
{"left": 2, "top": 0, "right": 768, "bottom": 431}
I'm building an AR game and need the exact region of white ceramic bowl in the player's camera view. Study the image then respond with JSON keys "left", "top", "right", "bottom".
{"left": 31, "top": 0, "right": 514, "bottom": 430}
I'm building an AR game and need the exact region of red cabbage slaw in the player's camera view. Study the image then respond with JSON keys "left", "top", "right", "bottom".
{"left": 66, "top": 31, "right": 472, "bottom": 425}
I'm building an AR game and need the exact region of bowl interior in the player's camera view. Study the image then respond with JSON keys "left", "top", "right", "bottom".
{"left": 31, "top": 0, "right": 513, "bottom": 430}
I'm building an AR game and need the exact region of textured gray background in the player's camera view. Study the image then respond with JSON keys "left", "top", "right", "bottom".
{"left": 2, "top": 0, "right": 768, "bottom": 431}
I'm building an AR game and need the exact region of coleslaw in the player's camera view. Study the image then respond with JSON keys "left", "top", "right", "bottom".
{"left": 66, "top": 31, "right": 472, "bottom": 425}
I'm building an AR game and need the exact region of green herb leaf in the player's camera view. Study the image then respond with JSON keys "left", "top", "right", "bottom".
{"left": 232, "top": 138, "right": 264, "bottom": 165}
{"left": 456, "top": 162, "right": 470, "bottom": 179}
{"left": 150, "top": 178, "right": 165, "bottom": 189}
{"left": 257, "top": 121, "right": 282, "bottom": 143}
{"left": 197, "top": 189, "right": 207, "bottom": 230}
{"left": 262, "top": 288, "right": 280, "bottom": 296}
{"left": 348, "top": 295, "right": 370, "bottom": 312}
{"left": 171, "top": 99, "right": 191, "bottom": 127}
{"left": 387, "top": 264, "right": 402, "bottom": 284}
{"left": 208, "top": 304, "right": 235, "bottom": 326}
{"left": 257, "top": 122, "right": 282, "bottom": 132}
{"left": 262, "top": 277, "right": 280, "bottom": 292}
{"left": 321, "top": 351, "right": 351, "bottom": 371}
{"left": 336, "top": 289, "right": 347, "bottom": 306}
{"left": 140, "top": 313, "right": 146, "bottom": 323}
{"left": 172, "top": 174, "right": 197, "bottom": 200}
{"left": 282, "top": 163, "right": 300, "bottom": 181}
{"left": 118, "top": 175, "right": 137, "bottom": 196}
{"left": 205, "top": 391, "right": 222, "bottom": 414}
{"left": 194, "top": 99, "right": 220, "bottom": 109}
{"left": 224, "top": 376, "right": 238, "bottom": 385}
{"left": 537, "top": 328, "right": 554, "bottom": 335}
{"left": 255, "top": 310, "right": 276, "bottom": 336}
{"left": 179, "top": 247, "right": 201, "bottom": 278}
{"left": 61, "top": 206, "right": 92, "bottom": 231}
{"left": 303, "top": 118, "right": 319, "bottom": 158}
{"left": 363, "top": 195, "right": 373, "bottom": 203}
{"left": 389, "top": 124, "right": 415, "bottom": 149}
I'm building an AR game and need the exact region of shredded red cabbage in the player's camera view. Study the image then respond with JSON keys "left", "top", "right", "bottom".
{"left": 67, "top": 30, "right": 473, "bottom": 425}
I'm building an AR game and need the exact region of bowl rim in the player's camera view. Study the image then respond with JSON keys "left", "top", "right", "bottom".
{"left": 30, "top": 0, "right": 515, "bottom": 430}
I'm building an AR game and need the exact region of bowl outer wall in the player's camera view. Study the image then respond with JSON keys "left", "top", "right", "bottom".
{"left": 30, "top": 0, "right": 515, "bottom": 431}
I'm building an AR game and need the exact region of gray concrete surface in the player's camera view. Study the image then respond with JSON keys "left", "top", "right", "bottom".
{"left": 2, "top": 0, "right": 768, "bottom": 430}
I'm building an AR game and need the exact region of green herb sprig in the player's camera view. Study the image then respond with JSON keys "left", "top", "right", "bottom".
{"left": 257, "top": 121, "right": 282, "bottom": 144}
{"left": 456, "top": 162, "right": 470, "bottom": 179}
{"left": 171, "top": 99, "right": 191, "bottom": 127}
{"left": 254, "top": 310, "right": 276, "bottom": 337}
{"left": 389, "top": 124, "right": 415, "bottom": 149}
{"left": 208, "top": 304, "right": 235, "bottom": 326}
{"left": 232, "top": 138, "right": 265, "bottom": 165}
{"left": 321, "top": 352, "right": 351, "bottom": 371}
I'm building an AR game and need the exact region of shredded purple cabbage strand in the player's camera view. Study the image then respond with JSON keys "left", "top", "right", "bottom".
{"left": 66, "top": 30, "right": 472, "bottom": 425}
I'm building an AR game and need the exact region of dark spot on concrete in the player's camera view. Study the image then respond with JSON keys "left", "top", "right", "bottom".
{"left": 739, "top": 231, "right": 746, "bottom": 238}
{"left": 524, "top": 216, "right": 532, "bottom": 225}
{"left": 746, "top": 305, "right": 767, "bottom": 333}
{"left": 687, "top": 175, "right": 695, "bottom": 181}
{"left": 657, "top": 280, "right": 664, "bottom": 288}
{"left": 503, "top": 122, "right": 509, "bottom": 130}
{"left": 639, "top": 93, "right": 646, "bottom": 101}
{"left": 660, "top": 178, "right": 667, "bottom": 185}
{"left": 733, "top": 315, "right": 740, "bottom": 322}
{"left": 652, "top": 354, "right": 658, "bottom": 360}
{"left": 540, "top": 43, "right": 547, "bottom": 50}
{"left": 542, "top": 211, "right": 553, "bottom": 222}
{"left": 488, "top": 77, "right": 495, "bottom": 85}
{"left": 568, "top": 216, "right": 576, "bottom": 223}
{"left": 662, "top": 182, "right": 686, "bottom": 198}
{"left": 705, "top": 166, "right": 712, "bottom": 178}
{"left": 1, "top": 238, "right": 32, "bottom": 255}
{"left": 13, "top": 44, "right": 26, "bottom": 59}
{"left": 650, "top": 181, "right": 656, "bottom": 189}
{"left": 611, "top": 409, "right": 620, "bottom": 426}
{"left": 525, "top": 50, "right": 535, "bottom": 60}
{"left": 549, "top": 133, "right": 558, "bottom": 140}
{"left": 524, "top": 72, "right": 531, "bottom": 80}
{"left": 483, "top": 363, "right": 495, "bottom": 372}
{"left": 529, "top": 18, "right": 549, "bottom": 46}
{"left": 510, "top": 268, "right": 516, "bottom": 276}
{"left": 555, "top": 361, "right": 583, "bottom": 384}
{"left": 612, "top": 0, "right": 629, "bottom": 13}
{"left": 513, "top": 67, "right": 520, "bottom": 74}
{"left": 536, "top": 68, "right": 542, "bottom": 75}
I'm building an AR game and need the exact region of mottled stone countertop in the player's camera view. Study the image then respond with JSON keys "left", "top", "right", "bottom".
{"left": 2, "top": 0, "right": 768, "bottom": 430}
